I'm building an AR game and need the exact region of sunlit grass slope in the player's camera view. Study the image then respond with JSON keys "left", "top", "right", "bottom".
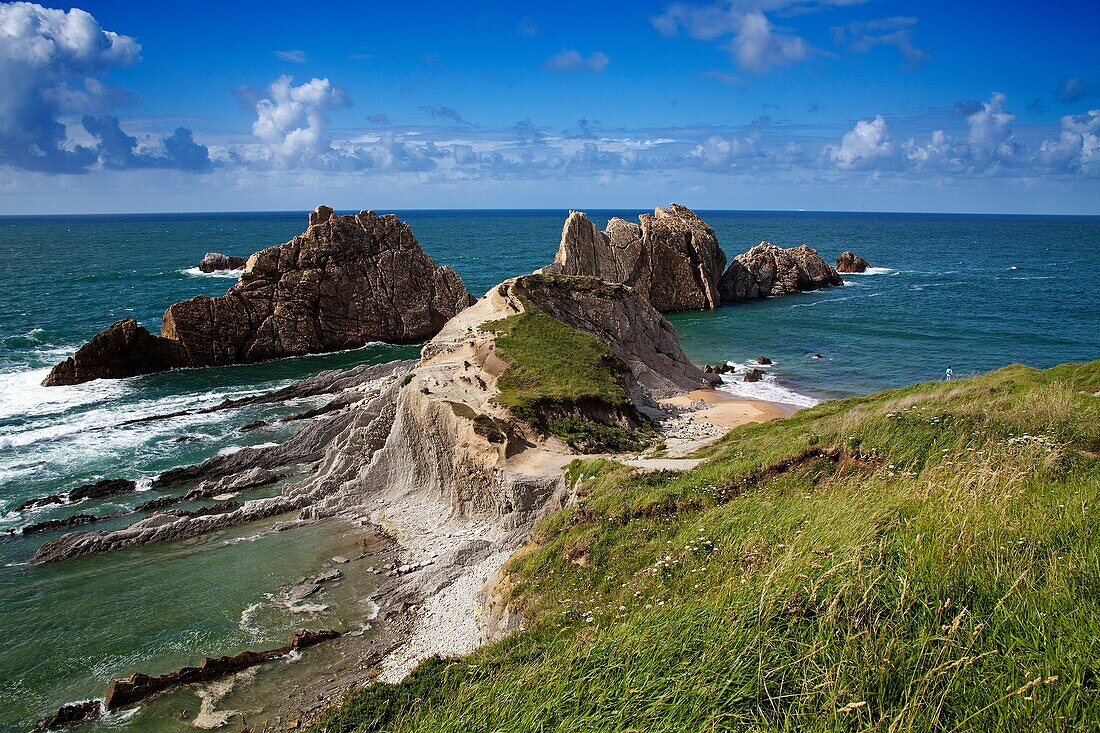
{"left": 316, "top": 361, "right": 1100, "bottom": 732}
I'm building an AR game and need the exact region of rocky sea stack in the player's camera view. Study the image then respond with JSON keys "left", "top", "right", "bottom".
{"left": 43, "top": 206, "right": 473, "bottom": 386}
{"left": 835, "top": 250, "right": 871, "bottom": 273}
{"left": 719, "top": 242, "right": 843, "bottom": 301}
{"left": 544, "top": 204, "right": 842, "bottom": 313}
{"left": 197, "top": 252, "right": 247, "bottom": 272}
{"left": 543, "top": 204, "right": 725, "bottom": 312}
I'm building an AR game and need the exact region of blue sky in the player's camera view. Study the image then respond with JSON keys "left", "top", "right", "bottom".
{"left": 0, "top": 0, "right": 1098, "bottom": 214}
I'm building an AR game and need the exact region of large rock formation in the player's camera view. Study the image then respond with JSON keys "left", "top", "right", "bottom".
{"left": 43, "top": 206, "right": 472, "bottom": 386}
{"left": 719, "top": 242, "right": 842, "bottom": 302}
{"left": 836, "top": 251, "right": 871, "bottom": 273}
{"left": 542, "top": 204, "right": 725, "bottom": 312}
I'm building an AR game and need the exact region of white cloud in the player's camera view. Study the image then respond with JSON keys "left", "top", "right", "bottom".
{"left": 651, "top": 2, "right": 817, "bottom": 73}
{"left": 1037, "top": 110, "right": 1100, "bottom": 175}
{"left": 691, "top": 134, "right": 763, "bottom": 169}
{"left": 544, "top": 49, "right": 610, "bottom": 72}
{"left": 274, "top": 49, "right": 307, "bottom": 63}
{"left": 732, "top": 11, "right": 810, "bottom": 72}
{"left": 825, "top": 114, "right": 894, "bottom": 169}
{"left": 965, "top": 92, "right": 1018, "bottom": 167}
{"left": 250, "top": 76, "right": 350, "bottom": 165}
{"left": 0, "top": 2, "right": 140, "bottom": 172}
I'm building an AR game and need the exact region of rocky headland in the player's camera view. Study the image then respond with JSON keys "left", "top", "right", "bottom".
{"left": 543, "top": 204, "right": 844, "bottom": 312}
{"left": 24, "top": 204, "right": 825, "bottom": 726}
{"left": 42, "top": 206, "right": 472, "bottom": 386}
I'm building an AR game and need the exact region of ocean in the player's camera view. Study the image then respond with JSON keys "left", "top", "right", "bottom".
{"left": 1, "top": 209, "right": 1098, "bottom": 729}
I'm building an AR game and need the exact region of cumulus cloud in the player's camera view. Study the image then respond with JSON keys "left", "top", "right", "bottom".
{"left": 832, "top": 16, "right": 929, "bottom": 70}
{"left": 544, "top": 49, "right": 610, "bottom": 72}
{"left": 1053, "top": 76, "right": 1098, "bottom": 104}
{"left": 274, "top": 49, "right": 307, "bottom": 64}
{"left": 250, "top": 75, "right": 351, "bottom": 165}
{"left": 691, "top": 133, "right": 764, "bottom": 169}
{"left": 651, "top": 2, "right": 814, "bottom": 73}
{"left": 1036, "top": 110, "right": 1099, "bottom": 175}
{"left": 0, "top": 2, "right": 139, "bottom": 172}
{"left": 965, "top": 92, "right": 1019, "bottom": 167}
{"left": 825, "top": 115, "right": 894, "bottom": 169}
{"left": 82, "top": 115, "right": 212, "bottom": 172}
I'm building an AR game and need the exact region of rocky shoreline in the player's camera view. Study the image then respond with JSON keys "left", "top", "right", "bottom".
{"left": 19, "top": 203, "right": 862, "bottom": 730}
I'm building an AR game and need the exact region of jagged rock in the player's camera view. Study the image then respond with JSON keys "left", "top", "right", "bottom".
{"left": 744, "top": 369, "right": 765, "bottom": 383}
{"left": 189, "top": 467, "right": 280, "bottom": 499}
{"left": 34, "top": 699, "right": 103, "bottom": 731}
{"left": 41, "top": 318, "right": 185, "bottom": 386}
{"left": 103, "top": 629, "right": 340, "bottom": 711}
{"left": 168, "top": 499, "right": 242, "bottom": 518}
{"left": 162, "top": 207, "right": 472, "bottom": 366}
{"left": 836, "top": 251, "right": 870, "bottom": 273}
{"left": 23, "top": 514, "right": 97, "bottom": 535}
{"left": 135, "top": 495, "right": 181, "bottom": 512}
{"left": 43, "top": 207, "right": 472, "bottom": 386}
{"left": 543, "top": 204, "right": 725, "bottom": 312}
{"left": 11, "top": 494, "right": 64, "bottom": 513}
{"left": 719, "top": 242, "right": 843, "bottom": 302}
{"left": 197, "top": 252, "right": 247, "bottom": 273}
{"left": 756, "top": 356, "right": 773, "bottom": 365}
{"left": 69, "top": 478, "right": 136, "bottom": 502}
{"left": 240, "top": 420, "right": 267, "bottom": 432}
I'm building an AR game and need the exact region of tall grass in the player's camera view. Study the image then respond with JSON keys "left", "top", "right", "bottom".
{"left": 314, "top": 361, "right": 1100, "bottom": 732}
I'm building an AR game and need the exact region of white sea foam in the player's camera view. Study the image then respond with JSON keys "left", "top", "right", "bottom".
{"left": 717, "top": 365, "right": 820, "bottom": 408}
{"left": 239, "top": 602, "right": 263, "bottom": 636}
{"left": 218, "top": 441, "right": 279, "bottom": 456}
{"left": 180, "top": 266, "right": 245, "bottom": 279}
{"left": 844, "top": 266, "right": 896, "bottom": 276}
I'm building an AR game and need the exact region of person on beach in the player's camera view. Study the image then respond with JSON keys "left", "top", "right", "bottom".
{"left": 945, "top": 365, "right": 955, "bottom": 381}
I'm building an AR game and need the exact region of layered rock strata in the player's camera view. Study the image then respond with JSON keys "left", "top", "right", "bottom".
{"left": 43, "top": 206, "right": 472, "bottom": 386}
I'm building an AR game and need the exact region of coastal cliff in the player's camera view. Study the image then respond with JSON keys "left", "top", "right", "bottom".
{"left": 42, "top": 205, "right": 472, "bottom": 386}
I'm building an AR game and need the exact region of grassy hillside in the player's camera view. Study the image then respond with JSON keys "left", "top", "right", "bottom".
{"left": 315, "top": 361, "right": 1100, "bottom": 732}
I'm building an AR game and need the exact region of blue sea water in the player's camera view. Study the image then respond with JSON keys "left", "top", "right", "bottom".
{"left": 0, "top": 208, "right": 1098, "bottom": 729}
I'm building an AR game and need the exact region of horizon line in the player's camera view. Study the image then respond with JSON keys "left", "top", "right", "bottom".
{"left": 2, "top": 206, "right": 1099, "bottom": 219}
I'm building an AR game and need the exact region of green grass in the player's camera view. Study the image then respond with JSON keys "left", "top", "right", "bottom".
{"left": 314, "top": 361, "right": 1100, "bottom": 732}
{"left": 485, "top": 301, "right": 653, "bottom": 452}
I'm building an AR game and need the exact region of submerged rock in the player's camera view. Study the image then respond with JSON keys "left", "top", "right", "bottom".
{"left": 69, "top": 478, "right": 136, "bottom": 502}
{"left": 34, "top": 699, "right": 103, "bottom": 731}
{"left": 836, "top": 251, "right": 870, "bottom": 273}
{"left": 197, "top": 252, "right": 247, "bottom": 273}
{"left": 103, "top": 629, "right": 340, "bottom": 711}
{"left": 43, "top": 207, "right": 472, "bottom": 386}
{"left": 719, "top": 242, "right": 842, "bottom": 302}
{"left": 22, "top": 514, "right": 97, "bottom": 535}
{"left": 543, "top": 204, "right": 725, "bottom": 312}
{"left": 11, "top": 494, "right": 64, "bottom": 513}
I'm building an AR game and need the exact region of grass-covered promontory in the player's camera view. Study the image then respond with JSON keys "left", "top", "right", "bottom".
{"left": 485, "top": 300, "right": 653, "bottom": 453}
{"left": 315, "top": 361, "right": 1100, "bottom": 732}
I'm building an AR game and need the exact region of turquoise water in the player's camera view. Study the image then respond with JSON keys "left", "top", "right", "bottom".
{"left": 1, "top": 209, "right": 1098, "bottom": 729}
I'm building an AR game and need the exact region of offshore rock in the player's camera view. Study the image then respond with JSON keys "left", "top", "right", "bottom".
{"left": 719, "top": 242, "right": 842, "bottom": 302}
{"left": 836, "top": 251, "right": 871, "bottom": 273}
{"left": 543, "top": 204, "right": 725, "bottom": 312}
{"left": 43, "top": 207, "right": 472, "bottom": 386}
{"left": 197, "top": 252, "right": 247, "bottom": 272}
{"left": 33, "top": 700, "right": 103, "bottom": 732}
{"left": 41, "top": 318, "right": 186, "bottom": 386}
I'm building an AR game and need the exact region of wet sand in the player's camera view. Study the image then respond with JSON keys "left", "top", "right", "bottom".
{"left": 662, "top": 388, "right": 796, "bottom": 428}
